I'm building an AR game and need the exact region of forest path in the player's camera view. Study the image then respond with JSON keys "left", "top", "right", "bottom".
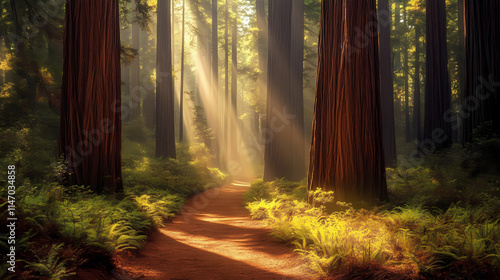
{"left": 115, "top": 180, "right": 317, "bottom": 280}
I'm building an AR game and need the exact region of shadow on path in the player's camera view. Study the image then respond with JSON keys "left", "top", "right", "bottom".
{"left": 116, "top": 181, "right": 317, "bottom": 280}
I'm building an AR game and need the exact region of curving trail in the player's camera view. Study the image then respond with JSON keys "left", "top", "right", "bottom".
{"left": 114, "top": 180, "right": 317, "bottom": 280}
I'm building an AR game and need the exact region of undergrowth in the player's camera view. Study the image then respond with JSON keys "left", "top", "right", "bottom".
{"left": 0, "top": 118, "right": 228, "bottom": 279}
{"left": 245, "top": 179, "right": 500, "bottom": 279}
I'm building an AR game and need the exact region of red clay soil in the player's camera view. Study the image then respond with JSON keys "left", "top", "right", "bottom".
{"left": 114, "top": 181, "right": 318, "bottom": 280}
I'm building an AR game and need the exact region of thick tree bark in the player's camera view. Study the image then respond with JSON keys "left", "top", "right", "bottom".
{"left": 179, "top": 0, "right": 185, "bottom": 142}
{"left": 224, "top": 0, "right": 229, "bottom": 163}
{"left": 462, "top": 1, "right": 500, "bottom": 141}
{"left": 307, "top": 0, "right": 387, "bottom": 203}
{"left": 59, "top": 0, "right": 123, "bottom": 192}
{"left": 378, "top": 0, "right": 397, "bottom": 167}
{"left": 156, "top": 0, "right": 176, "bottom": 158}
{"left": 423, "top": 0, "right": 452, "bottom": 151}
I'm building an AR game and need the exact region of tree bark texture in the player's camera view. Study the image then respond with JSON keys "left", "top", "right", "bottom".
{"left": 156, "top": 0, "right": 176, "bottom": 158}
{"left": 423, "top": 0, "right": 453, "bottom": 150}
{"left": 59, "top": 0, "right": 123, "bottom": 192}
{"left": 462, "top": 0, "right": 500, "bottom": 142}
{"left": 378, "top": 0, "right": 397, "bottom": 167}
{"left": 307, "top": 0, "right": 388, "bottom": 203}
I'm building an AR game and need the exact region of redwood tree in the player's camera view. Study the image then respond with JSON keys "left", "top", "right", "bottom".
{"left": 290, "top": 0, "right": 305, "bottom": 179}
{"left": 378, "top": 0, "right": 396, "bottom": 167}
{"left": 229, "top": 0, "right": 238, "bottom": 161}
{"left": 263, "top": 0, "right": 292, "bottom": 182}
{"left": 156, "top": 0, "right": 176, "bottom": 158}
{"left": 423, "top": 0, "right": 452, "bottom": 150}
{"left": 307, "top": 0, "right": 387, "bottom": 203}
{"left": 59, "top": 0, "right": 123, "bottom": 192}
{"left": 462, "top": 0, "right": 500, "bottom": 142}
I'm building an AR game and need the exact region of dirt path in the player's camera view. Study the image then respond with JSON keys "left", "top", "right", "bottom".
{"left": 115, "top": 181, "right": 317, "bottom": 280}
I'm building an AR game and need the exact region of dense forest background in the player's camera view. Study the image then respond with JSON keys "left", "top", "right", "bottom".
{"left": 0, "top": 0, "right": 499, "bottom": 279}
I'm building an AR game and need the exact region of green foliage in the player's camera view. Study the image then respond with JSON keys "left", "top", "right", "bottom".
{"left": 24, "top": 243, "right": 77, "bottom": 280}
{"left": 246, "top": 179, "right": 500, "bottom": 278}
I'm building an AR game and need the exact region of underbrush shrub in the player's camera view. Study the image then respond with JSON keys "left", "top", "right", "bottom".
{"left": 245, "top": 179, "right": 500, "bottom": 279}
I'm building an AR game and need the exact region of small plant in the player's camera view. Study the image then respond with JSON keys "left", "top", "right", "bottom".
{"left": 25, "top": 243, "right": 76, "bottom": 280}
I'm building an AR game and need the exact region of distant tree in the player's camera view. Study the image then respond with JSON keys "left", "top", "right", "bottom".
{"left": 254, "top": 0, "right": 266, "bottom": 138}
{"left": 179, "top": 0, "right": 185, "bottom": 142}
{"left": 403, "top": 0, "right": 411, "bottom": 143}
{"left": 378, "top": 0, "right": 397, "bottom": 167}
{"left": 462, "top": 0, "right": 500, "bottom": 141}
{"left": 131, "top": 16, "right": 141, "bottom": 119}
{"left": 229, "top": 0, "right": 238, "bottom": 161}
{"left": 156, "top": 0, "right": 176, "bottom": 158}
{"left": 212, "top": 0, "right": 220, "bottom": 161}
{"left": 224, "top": 0, "right": 229, "bottom": 161}
{"left": 423, "top": 0, "right": 452, "bottom": 150}
{"left": 59, "top": 0, "right": 123, "bottom": 192}
{"left": 307, "top": 0, "right": 387, "bottom": 203}
{"left": 413, "top": 26, "right": 422, "bottom": 147}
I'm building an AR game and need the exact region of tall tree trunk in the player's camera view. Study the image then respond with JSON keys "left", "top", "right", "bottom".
{"left": 212, "top": 0, "right": 220, "bottom": 164}
{"left": 144, "top": 24, "right": 156, "bottom": 129}
{"left": 224, "top": 0, "right": 229, "bottom": 164}
{"left": 121, "top": 23, "right": 131, "bottom": 122}
{"left": 413, "top": 27, "right": 422, "bottom": 147}
{"left": 462, "top": 1, "right": 500, "bottom": 142}
{"left": 255, "top": 0, "right": 266, "bottom": 138}
{"left": 263, "top": 0, "right": 292, "bottom": 182}
{"left": 307, "top": 0, "right": 387, "bottom": 203}
{"left": 179, "top": 0, "right": 185, "bottom": 142}
{"left": 404, "top": 1, "right": 411, "bottom": 143}
{"left": 456, "top": 0, "right": 465, "bottom": 143}
{"left": 290, "top": 0, "right": 305, "bottom": 180}
{"left": 230, "top": 1, "right": 238, "bottom": 161}
{"left": 424, "top": 0, "right": 452, "bottom": 151}
{"left": 156, "top": 0, "right": 176, "bottom": 159}
{"left": 378, "top": 0, "right": 397, "bottom": 167}
{"left": 59, "top": 0, "right": 123, "bottom": 193}
{"left": 131, "top": 17, "right": 141, "bottom": 119}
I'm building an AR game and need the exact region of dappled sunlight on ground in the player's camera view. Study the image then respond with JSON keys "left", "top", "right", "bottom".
{"left": 116, "top": 181, "right": 316, "bottom": 280}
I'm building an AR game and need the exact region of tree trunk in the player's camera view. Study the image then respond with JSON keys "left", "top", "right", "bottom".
{"left": 121, "top": 23, "right": 131, "bottom": 122}
{"left": 156, "top": 0, "right": 176, "bottom": 159}
{"left": 404, "top": 1, "right": 411, "bottom": 143}
{"left": 462, "top": 1, "right": 500, "bottom": 141}
{"left": 413, "top": 27, "right": 422, "bottom": 147}
{"left": 456, "top": 0, "right": 465, "bottom": 143}
{"left": 307, "top": 0, "right": 387, "bottom": 203}
{"left": 224, "top": 0, "right": 229, "bottom": 164}
{"left": 59, "top": 0, "right": 123, "bottom": 193}
{"left": 144, "top": 24, "right": 156, "bottom": 129}
{"left": 131, "top": 17, "right": 141, "bottom": 119}
{"left": 255, "top": 0, "right": 266, "bottom": 139}
{"left": 263, "top": 0, "right": 292, "bottom": 182}
{"left": 230, "top": 1, "right": 238, "bottom": 162}
{"left": 212, "top": 0, "right": 220, "bottom": 163}
{"left": 179, "top": 0, "right": 185, "bottom": 142}
{"left": 290, "top": 0, "right": 305, "bottom": 180}
{"left": 423, "top": 0, "right": 452, "bottom": 151}
{"left": 378, "top": 0, "right": 397, "bottom": 167}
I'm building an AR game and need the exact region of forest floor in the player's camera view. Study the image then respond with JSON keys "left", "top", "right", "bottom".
{"left": 112, "top": 180, "right": 317, "bottom": 280}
